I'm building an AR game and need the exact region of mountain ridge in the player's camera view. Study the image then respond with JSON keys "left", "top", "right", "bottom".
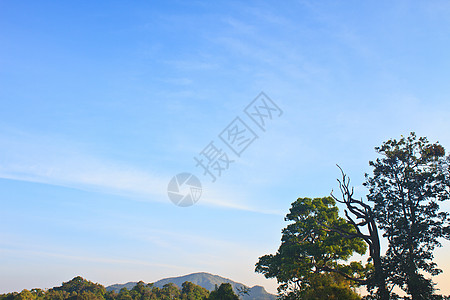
{"left": 106, "top": 272, "right": 276, "bottom": 300}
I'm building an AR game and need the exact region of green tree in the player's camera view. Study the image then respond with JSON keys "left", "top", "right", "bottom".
{"left": 44, "top": 289, "right": 68, "bottom": 300}
{"left": 301, "top": 273, "right": 361, "bottom": 300}
{"left": 235, "top": 286, "right": 249, "bottom": 298}
{"left": 117, "top": 288, "right": 133, "bottom": 300}
{"left": 52, "top": 276, "right": 106, "bottom": 299}
{"left": 157, "top": 284, "right": 180, "bottom": 300}
{"left": 16, "top": 290, "right": 35, "bottom": 300}
{"left": 105, "top": 290, "right": 118, "bottom": 300}
{"left": 255, "top": 197, "right": 366, "bottom": 299}
{"left": 0, "top": 293, "right": 19, "bottom": 300}
{"left": 207, "top": 283, "right": 238, "bottom": 300}
{"left": 130, "top": 281, "right": 155, "bottom": 300}
{"left": 30, "top": 290, "right": 44, "bottom": 300}
{"left": 365, "top": 133, "right": 450, "bottom": 299}
{"left": 181, "top": 282, "right": 209, "bottom": 300}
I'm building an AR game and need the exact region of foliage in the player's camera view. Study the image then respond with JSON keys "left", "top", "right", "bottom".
{"left": 51, "top": 276, "right": 106, "bottom": 300}
{"left": 255, "top": 197, "right": 366, "bottom": 299}
{"left": 365, "top": 133, "right": 450, "bottom": 299}
{"left": 181, "top": 282, "right": 209, "bottom": 300}
{"left": 207, "top": 284, "right": 238, "bottom": 300}
{"left": 235, "top": 286, "right": 249, "bottom": 298}
{"left": 0, "top": 277, "right": 211, "bottom": 300}
{"left": 301, "top": 273, "right": 361, "bottom": 300}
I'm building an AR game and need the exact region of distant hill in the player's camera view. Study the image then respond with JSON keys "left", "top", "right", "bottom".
{"left": 106, "top": 272, "right": 276, "bottom": 300}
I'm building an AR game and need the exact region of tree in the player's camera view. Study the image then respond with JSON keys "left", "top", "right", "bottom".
{"left": 30, "top": 290, "right": 44, "bottom": 300}
{"left": 207, "top": 283, "right": 238, "bottom": 300}
{"left": 364, "top": 133, "right": 450, "bottom": 299}
{"left": 15, "top": 290, "right": 34, "bottom": 300}
{"left": 158, "top": 283, "right": 180, "bottom": 300}
{"left": 105, "top": 290, "right": 118, "bottom": 300}
{"left": 301, "top": 273, "right": 361, "bottom": 300}
{"left": 44, "top": 289, "right": 68, "bottom": 300}
{"left": 255, "top": 197, "right": 366, "bottom": 299}
{"left": 181, "top": 282, "right": 209, "bottom": 300}
{"left": 52, "top": 276, "right": 106, "bottom": 299}
{"left": 131, "top": 281, "right": 155, "bottom": 300}
{"left": 331, "top": 167, "right": 390, "bottom": 300}
{"left": 117, "top": 288, "right": 133, "bottom": 300}
{"left": 235, "top": 286, "right": 249, "bottom": 298}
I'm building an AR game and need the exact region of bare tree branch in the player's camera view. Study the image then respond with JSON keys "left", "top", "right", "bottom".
{"left": 327, "top": 165, "right": 390, "bottom": 300}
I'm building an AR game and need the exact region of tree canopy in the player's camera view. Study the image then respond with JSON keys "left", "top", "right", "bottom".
{"left": 365, "top": 133, "right": 450, "bottom": 299}
{"left": 208, "top": 283, "right": 239, "bottom": 300}
{"left": 0, "top": 277, "right": 211, "bottom": 300}
{"left": 255, "top": 197, "right": 366, "bottom": 299}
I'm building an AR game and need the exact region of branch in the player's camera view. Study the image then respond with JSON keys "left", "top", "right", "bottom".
{"left": 318, "top": 219, "right": 372, "bottom": 247}
{"left": 321, "top": 265, "right": 368, "bottom": 285}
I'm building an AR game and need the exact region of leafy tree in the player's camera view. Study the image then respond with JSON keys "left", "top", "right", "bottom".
{"left": 301, "top": 273, "right": 361, "bottom": 300}
{"left": 364, "top": 133, "right": 450, "bottom": 299}
{"left": 77, "top": 291, "right": 104, "bottom": 300}
{"left": 52, "top": 276, "right": 106, "bottom": 299}
{"left": 157, "top": 284, "right": 180, "bottom": 300}
{"left": 235, "top": 286, "right": 249, "bottom": 298}
{"left": 130, "top": 281, "right": 155, "bottom": 300}
{"left": 15, "top": 290, "right": 34, "bottom": 300}
{"left": 255, "top": 197, "right": 366, "bottom": 299}
{"left": 117, "top": 288, "right": 133, "bottom": 300}
{"left": 0, "top": 293, "right": 19, "bottom": 300}
{"left": 44, "top": 289, "right": 69, "bottom": 300}
{"left": 105, "top": 290, "right": 118, "bottom": 300}
{"left": 30, "top": 290, "right": 44, "bottom": 300}
{"left": 207, "top": 283, "right": 238, "bottom": 300}
{"left": 180, "top": 282, "right": 209, "bottom": 300}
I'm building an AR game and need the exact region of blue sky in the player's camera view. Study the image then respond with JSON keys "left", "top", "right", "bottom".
{"left": 1, "top": 0, "right": 450, "bottom": 295}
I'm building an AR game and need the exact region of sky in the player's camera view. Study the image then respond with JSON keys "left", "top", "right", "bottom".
{"left": 1, "top": 0, "right": 450, "bottom": 295}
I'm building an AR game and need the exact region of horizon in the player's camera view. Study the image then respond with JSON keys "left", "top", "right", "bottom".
{"left": 1, "top": 0, "right": 450, "bottom": 296}
{"left": 1, "top": 271, "right": 275, "bottom": 294}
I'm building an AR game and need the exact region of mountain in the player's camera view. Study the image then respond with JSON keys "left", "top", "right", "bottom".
{"left": 106, "top": 272, "right": 276, "bottom": 300}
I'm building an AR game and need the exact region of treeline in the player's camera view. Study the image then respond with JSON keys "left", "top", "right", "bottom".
{"left": 0, "top": 276, "right": 239, "bottom": 300}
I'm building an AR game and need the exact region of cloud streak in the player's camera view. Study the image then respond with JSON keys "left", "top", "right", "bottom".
{"left": 0, "top": 128, "right": 283, "bottom": 215}
{"left": 0, "top": 129, "right": 168, "bottom": 200}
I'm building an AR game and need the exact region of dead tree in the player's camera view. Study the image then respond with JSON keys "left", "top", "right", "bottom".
{"left": 330, "top": 166, "right": 390, "bottom": 300}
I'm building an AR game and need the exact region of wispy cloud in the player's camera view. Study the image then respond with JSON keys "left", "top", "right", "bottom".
{"left": 0, "top": 129, "right": 168, "bottom": 200}
{"left": 0, "top": 128, "right": 284, "bottom": 214}
{"left": 198, "top": 185, "right": 284, "bottom": 215}
{"left": 0, "top": 247, "right": 182, "bottom": 270}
